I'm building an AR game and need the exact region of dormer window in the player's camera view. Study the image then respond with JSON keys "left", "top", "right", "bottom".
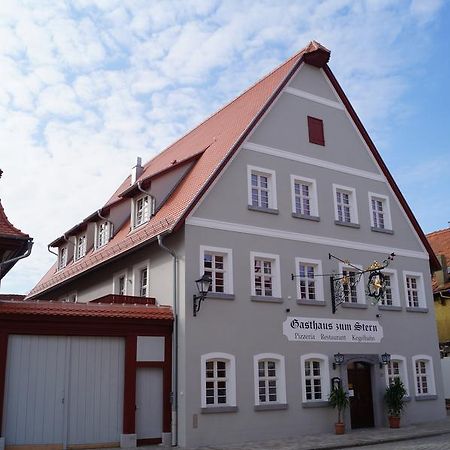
{"left": 133, "top": 194, "right": 154, "bottom": 228}
{"left": 96, "top": 221, "right": 110, "bottom": 249}
{"left": 58, "top": 247, "right": 67, "bottom": 270}
{"left": 75, "top": 234, "right": 87, "bottom": 260}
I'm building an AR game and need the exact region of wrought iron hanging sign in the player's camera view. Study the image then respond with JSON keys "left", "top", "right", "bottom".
{"left": 291, "top": 253, "right": 395, "bottom": 314}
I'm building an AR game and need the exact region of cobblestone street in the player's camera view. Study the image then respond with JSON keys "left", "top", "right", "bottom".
{"left": 344, "top": 434, "right": 450, "bottom": 450}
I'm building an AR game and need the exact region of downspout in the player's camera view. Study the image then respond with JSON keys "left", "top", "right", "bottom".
{"left": 48, "top": 244, "right": 58, "bottom": 256}
{"left": 157, "top": 233, "right": 178, "bottom": 447}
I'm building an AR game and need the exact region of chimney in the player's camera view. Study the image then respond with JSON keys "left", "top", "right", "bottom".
{"left": 131, "top": 157, "right": 143, "bottom": 184}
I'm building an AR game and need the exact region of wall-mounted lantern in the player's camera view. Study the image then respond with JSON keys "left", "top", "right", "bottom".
{"left": 193, "top": 273, "right": 212, "bottom": 317}
{"left": 333, "top": 352, "right": 345, "bottom": 370}
{"left": 379, "top": 352, "right": 391, "bottom": 368}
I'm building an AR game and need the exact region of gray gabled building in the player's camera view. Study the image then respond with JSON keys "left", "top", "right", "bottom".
{"left": 18, "top": 41, "right": 444, "bottom": 448}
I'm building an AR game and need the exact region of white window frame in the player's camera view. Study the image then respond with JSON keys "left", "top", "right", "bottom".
{"left": 74, "top": 234, "right": 87, "bottom": 261}
{"left": 300, "top": 353, "right": 330, "bottom": 403}
{"left": 113, "top": 270, "right": 128, "bottom": 295}
{"left": 333, "top": 184, "right": 359, "bottom": 224}
{"left": 384, "top": 354, "right": 409, "bottom": 396}
{"left": 412, "top": 355, "right": 436, "bottom": 396}
{"left": 338, "top": 262, "right": 366, "bottom": 304}
{"left": 199, "top": 245, "right": 233, "bottom": 294}
{"left": 290, "top": 175, "right": 319, "bottom": 217}
{"left": 253, "top": 353, "right": 286, "bottom": 406}
{"left": 378, "top": 269, "right": 400, "bottom": 307}
{"left": 250, "top": 251, "right": 281, "bottom": 298}
{"left": 201, "top": 352, "right": 236, "bottom": 408}
{"left": 247, "top": 165, "right": 277, "bottom": 210}
{"left": 58, "top": 246, "right": 68, "bottom": 270}
{"left": 368, "top": 192, "right": 392, "bottom": 230}
{"left": 95, "top": 221, "right": 110, "bottom": 249}
{"left": 132, "top": 193, "right": 154, "bottom": 229}
{"left": 403, "top": 271, "right": 426, "bottom": 308}
{"left": 294, "top": 257, "right": 324, "bottom": 302}
{"left": 132, "top": 261, "right": 150, "bottom": 297}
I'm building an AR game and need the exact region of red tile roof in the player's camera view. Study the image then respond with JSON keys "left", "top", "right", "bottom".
{"left": 0, "top": 300, "right": 173, "bottom": 321}
{"left": 0, "top": 200, "right": 28, "bottom": 239}
{"left": 427, "top": 228, "right": 450, "bottom": 293}
{"left": 28, "top": 40, "right": 438, "bottom": 298}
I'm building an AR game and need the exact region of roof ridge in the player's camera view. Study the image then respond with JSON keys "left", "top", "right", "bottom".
{"left": 139, "top": 45, "right": 310, "bottom": 173}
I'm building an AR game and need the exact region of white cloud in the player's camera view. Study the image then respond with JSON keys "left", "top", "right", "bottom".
{"left": 0, "top": 0, "right": 447, "bottom": 294}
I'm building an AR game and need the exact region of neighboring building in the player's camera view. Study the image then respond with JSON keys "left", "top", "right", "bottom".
{"left": 427, "top": 227, "right": 450, "bottom": 356}
{"left": 0, "top": 170, "right": 33, "bottom": 281}
{"left": 16, "top": 41, "right": 445, "bottom": 447}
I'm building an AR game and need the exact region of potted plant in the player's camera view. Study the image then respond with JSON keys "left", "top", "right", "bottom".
{"left": 328, "top": 385, "right": 349, "bottom": 434}
{"left": 384, "top": 378, "right": 407, "bottom": 428}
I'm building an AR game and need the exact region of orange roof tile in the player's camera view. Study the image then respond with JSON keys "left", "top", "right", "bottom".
{"left": 427, "top": 228, "right": 450, "bottom": 293}
{"left": 0, "top": 200, "right": 28, "bottom": 239}
{"left": 28, "top": 40, "right": 438, "bottom": 298}
{"left": 0, "top": 300, "right": 173, "bottom": 321}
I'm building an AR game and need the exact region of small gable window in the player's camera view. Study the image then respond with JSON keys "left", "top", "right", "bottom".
{"left": 58, "top": 246, "right": 68, "bottom": 270}
{"left": 133, "top": 194, "right": 154, "bottom": 228}
{"left": 307, "top": 116, "right": 325, "bottom": 146}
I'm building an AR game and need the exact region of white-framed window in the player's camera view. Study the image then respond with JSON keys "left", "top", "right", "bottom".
{"left": 139, "top": 267, "right": 149, "bottom": 297}
{"left": 339, "top": 263, "right": 365, "bottom": 304}
{"left": 113, "top": 271, "right": 128, "bottom": 295}
{"left": 290, "top": 175, "right": 318, "bottom": 217}
{"left": 403, "top": 271, "right": 426, "bottom": 308}
{"left": 62, "top": 291, "right": 77, "bottom": 303}
{"left": 133, "top": 193, "right": 154, "bottom": 228}
{"left": 412, "top": 355, "right": 436, "bottom": 396}
{"left": 132, "top": 261, "right": 150, "bottom": 297}
{"left": 95, "top": 221, "right": 110, "bottom": 249}
{"left": 300, "top": 353, "right": 330, "bottom": 403}
{"left": 74, "top": 234, "right": 87, "bottom": 261}
{"left": 368, "top": 192, "right": 392, "bottom": 230}
{"left": 200, "top": 246, "right": 233, "bottom": 294}
{"left": 247, "top": 165, "right": 277, "bottom": 210}
{"left": 58, "top": 246, "right": 68, "bottom": 270}
{"left": 385, "top": 355, "right": 409, "bottom": 396}
{"left": 201, "top": 353, "right": 236, "bottom": 408}
{"left": 378, "top": 269, "right": 400, "bottom": 307}
{"left": 253, "top": 353, "right": 286, "bottom": 406}
{"left": 250, "top": 252, "right": 281, "bottom": 298}
{"left": 333, "top": 184, "right": 358, "bottom": 224}
{"left": 295, "top": 257, "right": 324, "bottom": 302}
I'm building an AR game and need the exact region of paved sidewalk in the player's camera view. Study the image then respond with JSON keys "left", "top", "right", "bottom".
{"left": 177, "top": 417, "right": 450, "bottom": 450}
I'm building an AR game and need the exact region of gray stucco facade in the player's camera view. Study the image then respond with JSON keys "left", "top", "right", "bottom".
{"left": 32, "top": 61, "right": 445, "bottom": 447}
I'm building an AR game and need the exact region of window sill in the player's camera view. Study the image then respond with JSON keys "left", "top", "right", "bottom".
{"left": 296, "top": 299, "right": 326, "bottom": 306}
{"left": 201, "top": 406, "right": 238, "bottom": 414}
{"left": 334, "top": 220, "right": 360, "bottom": 229}
{"left": 415, "top": 394, "right": 437, "bottom": 401}
{"left": 371, "top": 226, "right": 394, "bottom": 235}
{"left": 378, "top": 305, "right": 402, "bottom": 311}
{"left": 291, "top": 213, "right": 320, "bottom": 222}
{"left": 247, "top": 205, "right": 279, "bottom": 215}
{"left": 341, "top": 303, "right": 368, "bottom": 309}
{"left": 254, "top": 403, "right": 288, "bottom": 411}
{"left": 205, "top": 293, "right": 235, "bottom": 301}
{"left": 251, "top": 296, "right": 283, "bottom": 303}
{"left": 302, "top": 401, "right": 329, "bottom": 408}
{"left": 406, "top": 307, "right": 429, "bottom": 313}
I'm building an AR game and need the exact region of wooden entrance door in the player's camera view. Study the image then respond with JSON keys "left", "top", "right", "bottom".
{"left": 347, "top": 361, "right": 374, "bottom": 428}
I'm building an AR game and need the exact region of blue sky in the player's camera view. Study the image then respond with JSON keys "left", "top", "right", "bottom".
{"left": 0, "top": 0, "right": 449, "bottom": 294}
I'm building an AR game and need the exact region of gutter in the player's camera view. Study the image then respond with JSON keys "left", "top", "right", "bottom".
{"left": 0, "top": 238, "right": 33, "bottom": 279}
{"left": 157, "top": 233, "right": 178, "bottom": 447}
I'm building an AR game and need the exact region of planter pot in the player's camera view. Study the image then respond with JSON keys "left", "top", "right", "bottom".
{"left": 388, "top": 416, "right": 400, "bottom": 428}
{"left": 335, "top": 422, "right": 345, "bottom": 434}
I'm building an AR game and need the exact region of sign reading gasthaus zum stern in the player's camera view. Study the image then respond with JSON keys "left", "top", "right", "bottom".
{"left": 283, "top": 317, "right": 383, "bottom": 343}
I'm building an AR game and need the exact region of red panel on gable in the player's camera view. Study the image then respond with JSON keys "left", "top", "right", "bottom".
{"left": 307, "top": 116, "right": 325, "bottom": 146}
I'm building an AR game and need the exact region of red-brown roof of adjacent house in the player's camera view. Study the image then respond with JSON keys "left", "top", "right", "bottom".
{"left": 0, "top": 300, "right": 173, "bottom": 321}
{"left": 0, "top": 200, "right": 28, "bottom": 239}
{"left": 28, "top": 40, "right": 439, "bottom": 298}
{"left": 427, "top": 228, "right": 450, "bottom": 293}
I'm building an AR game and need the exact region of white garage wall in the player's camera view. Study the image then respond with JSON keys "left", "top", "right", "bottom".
{"left": 3, "top": 335, "right": 125, "bottom": 447}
